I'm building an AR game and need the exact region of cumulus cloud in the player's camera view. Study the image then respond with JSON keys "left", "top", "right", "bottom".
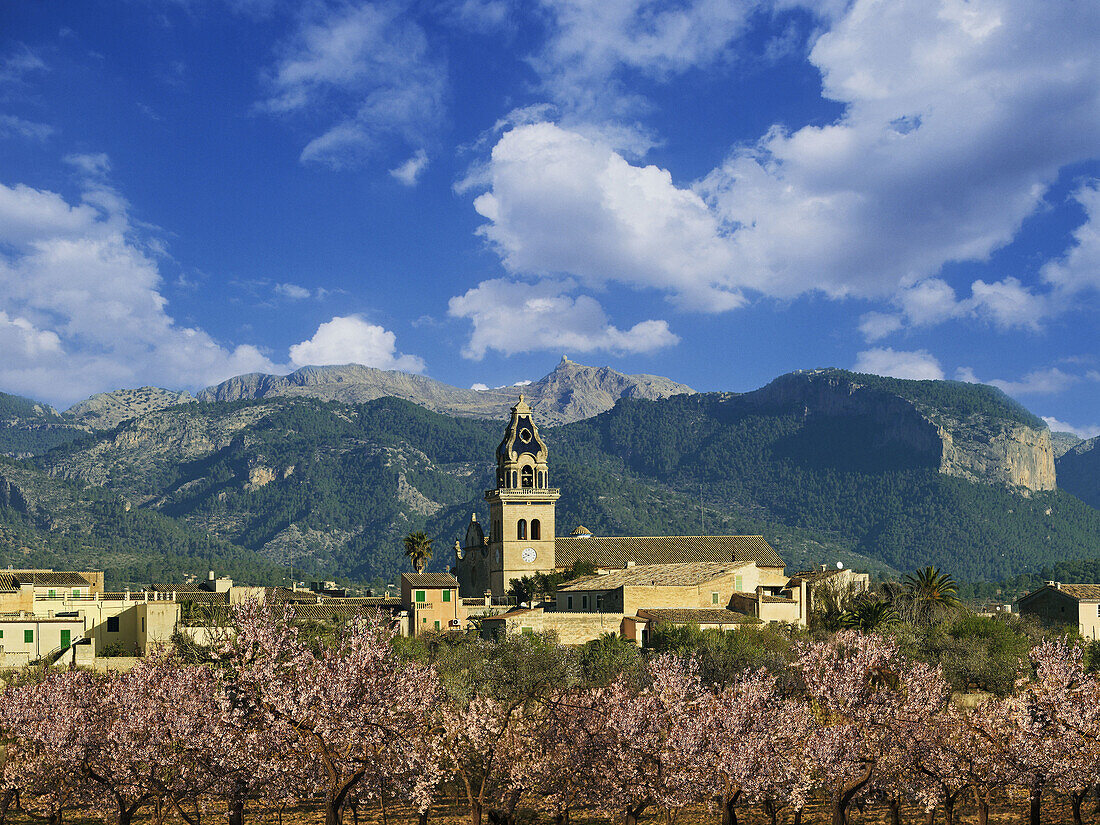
{"left": 853, "top": 348, "right": 945, "bottom": 381}
{"left": 468, "top": 0, "right": 1100, "bottom": 337}
{"left": 288, "top": 315, "right": 425, "bottom": 372}
{"left": 389, "top": 149, "right": 429, "bottom": 186}
{"left": 448, "top": 277, "right": 679, "bottom": 359}
{"left": 956, "top": 366, "right": 1080, "bottom": 396}
{"left": 0, "top": 172, "right": 278, "bottom": 407}
{"left": 1041, "top": 416, "right": 1100, "bottom": 439}
{"left": 473, "top": 124, "right": 742, "bottom": 311}
{"left": 1042, "top": 180, "right": 1100, "bottom": 294}
{"left": 260, "top": 2, "right": 446, "bottom": 168}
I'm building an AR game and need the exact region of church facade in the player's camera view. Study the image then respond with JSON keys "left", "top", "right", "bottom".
{"left": 454, "top": 398, "right": 804, "bottom": 630}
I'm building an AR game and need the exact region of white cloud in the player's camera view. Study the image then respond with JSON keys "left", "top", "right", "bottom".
{"left": 471, "top": 383, "right": 490, "bottom": 391}
{"left": 1041, "top": 416, "right": 1100, "bottom": 439}
{"left": 473, "top": 123, "right": 743, "bottom": 311}
{"left": 389, "top": 149, "right": 429, "bottom": 186}
{"left": 448, "top": 277, "right": 679, "bottom": 359}
{"left": 288, "top": 315, "right": 425, "bottom": 372}
{"left": 275, "top": 282, "right": 312, "bottom": 300}
{"left": 469, "top": 0, "right": 1100, "bottom": 329}
{"left": 853, "top": 348, "right": 945, "bottom": 381}
{"left": 0, "top": 115, "right": 53, "bottom": 141}
{"left": 1042, "top": 180, "right": 1100, "bottom": 294}
{"left": 532, "top": 0, "right": 759, "bottom": 116}
{"left": 957, "top": 366, "right": 1080, "bottom": 395}
{"left": 0, "top": 173, "right": 278, "bottom": 407}
{"left": 857, "top": 311, "right": 903, "bottom": 342}
{"left": 260, "top": 3, "right": 446, "bottom": 169}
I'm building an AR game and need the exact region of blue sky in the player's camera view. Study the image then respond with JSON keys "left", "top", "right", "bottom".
{"left": 0, "top": 0, "right": 1098, "bottom": 436}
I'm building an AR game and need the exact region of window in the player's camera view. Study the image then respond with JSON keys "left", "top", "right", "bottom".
{"left": 511, "top": 471, "right": 517, "bottom": 488}
{"left": 537, "top": 471, "right": 544, "bottom": 488}
{"left": 442, "top": 589, "right": 451, "bottom": 603}
{"left": 415, "top": 590, "right": 426, "bottom": 603}
{"left": 567, "top": 596, "right": 573, "bottom": 610}
{"left": 0, "top": 629, "right": 4, "bottom": 639}
{"left": 582, "top": 595, "right": 588, "bottom": 610}
{"left": 520, "top": 626, "right": 534, "bottom": 635}
{"left": 531, "top": 519, "right": 541, "bottom": 540}
{"left": 60, "top": 629, "right": 70, "bottom": 649}
{"left": 48, "top": 589, "right": 56, "bottom": 598}
{"left": 24, "top": 629, "right": 33, "bottom": 644}
{"left": 521, "top": 466, "right": 533, "bottom": 487}
{"left": 517, "top": 519, "right": 527, "bottom": 540}
{"left": 434, "top": 620, "right": 441, "bottom": 631}
{"left": 141, "top": 618, "right": 145, "bottom": 632}
{"left": 73, "top": 589, "right": 81, "bottom": 597}
{"left": 712, "top": 592, "right": 720, "bottom": 605}
{"left": 596, "top": 596, "right": 603, "bottom": 611}
{"left": 423, "top": 617, "right": 428, "bottom": 624}
{"left": 107, "top": 616, "right": 119, "bottom": 633}
{"left": 735, "top": 575, "right": 743, "bottom": 591}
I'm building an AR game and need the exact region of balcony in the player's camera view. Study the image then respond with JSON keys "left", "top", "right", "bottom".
{"left": 485, "top": 487, "right": 560, "bottom": 499}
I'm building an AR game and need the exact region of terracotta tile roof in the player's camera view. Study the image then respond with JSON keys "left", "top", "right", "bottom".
{"left": 176, "top": 591, "right": 230, "bottom": 604}
{"left": 289, "top": 603, "right": 403, "bottom": 621}
{"left": 761, "top": 594, "right": 796, "bottom": 603}
{"left": 150, "top": 584, "right": 202, "bottom": 593}
{"left": 791, "top": 569, "right": 845, "bottom": 584}
{"left": 402, "top": 572, "right": 460, "bottom": 588}
{"left": 559, "top": 561, "right": 751, "bottom": 591}
{"left": 636, "top": 608, "right": 762, "bottom": 625}
{"left": 1046, "top": 584, "right": 1100, "bottom": 601}
{"left": 554, "top": 535, "right": 784, "bottom": 569}
{"left": 21, "top": 572, "right": 92, "bottom": 587}
{"left": 0, "top": 573, "right": 17, "bottom": 592}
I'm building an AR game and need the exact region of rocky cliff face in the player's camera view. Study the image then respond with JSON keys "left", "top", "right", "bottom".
{"left": 746, "top": 369, "right": 1057, "bottom": 492}
{"left": 65, "top": 387, "right": 195, "bottom": 429}
{"left": 197, "top": 357, "right": 694, "bottom": 425}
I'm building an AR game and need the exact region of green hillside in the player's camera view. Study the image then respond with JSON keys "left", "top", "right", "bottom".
{"left": 28, "top": 378, "right": 1100, "bottom": 584}
{"left": 0, "top": 391, "right": 88, "bottom": 456}
{"left": 0, "top": 456, "right": 288, "bottom": 589}
{"left": 1057, "top": 438, "right": 1100, "bottom": 510}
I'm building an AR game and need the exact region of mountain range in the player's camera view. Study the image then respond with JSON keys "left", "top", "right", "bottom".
{"left": 0, "top": 359, "right": 1097, "bottom": 588}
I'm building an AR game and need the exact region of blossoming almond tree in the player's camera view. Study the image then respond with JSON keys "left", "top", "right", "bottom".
{"left": 225, "top": 601, "right": 441, "bottom": 825}
{"left": 795, "top": 631, "right": 949, "bottom": 825}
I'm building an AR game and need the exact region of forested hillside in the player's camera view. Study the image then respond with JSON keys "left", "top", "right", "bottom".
{"left": 24, "top": 372, "right": 1100, "bottom": 584}
{"left": 0, "top": 456, "right": 287, "bottom": 587}
{"left": 1057, "top": 437, "right": 1100, "bottom": 509}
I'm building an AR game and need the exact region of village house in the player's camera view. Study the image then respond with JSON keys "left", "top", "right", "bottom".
{"left": 1017, "top": 582, "right": 1100, "bottom": 638}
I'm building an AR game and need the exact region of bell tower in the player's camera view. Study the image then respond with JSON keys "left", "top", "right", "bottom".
{"left": 485, "top": 395, "right": 559, "bottom": 597}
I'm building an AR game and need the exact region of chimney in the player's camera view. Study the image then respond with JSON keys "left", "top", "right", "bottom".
{"left": 1045, "top": 581, "right": 1055, "bottom": 587}
{"left": 208, "top": 570, "right": 216, "bottom": 581}
{"left": 819, "top": 564, "right": 827, "bottom": 572}
{"left": 625, "top": 561, "right": 636, "bottom": 569}
{"left": 1056, "top": 582, "right": 1062, "bottom": 589}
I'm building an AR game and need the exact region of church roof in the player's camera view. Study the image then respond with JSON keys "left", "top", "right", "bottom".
{"left": 554, "top": 535, "right": 784, "bottom": 569}
{"left": 559, "top": 561, "right": 751, "bottom": 591}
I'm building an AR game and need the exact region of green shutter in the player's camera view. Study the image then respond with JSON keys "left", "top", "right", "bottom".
{"left": 0, "top": 629, "right": 4, "bottom": 639}
{"left": 73, "top": 589, "right": 81, "bottom": 597}
{"left": 442, "top": 589, "right": 451, "bottom": 602}
{"left": 24, "top": 629, "right": 33, "bottom": 644}
{"left": 48, "top": 589, "right": 56, "bottom": 598}
{"left": 735, "top": 575, "right": 743, "bottom": 591}
{"left": 434, "top": 620, "right": 440, "bottom": 630}
{"left": 415, "top": 590, "right": 426, "bottom": 603}
{"left": 712, "top": 592, "right": 720, "bottom": 605}
{"left": 60, "top": 629, "right": 71, "bottom": 649}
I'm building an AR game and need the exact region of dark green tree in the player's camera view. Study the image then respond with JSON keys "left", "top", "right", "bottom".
{"left": 403, "top": 531, "right": 433, "bottom": 574}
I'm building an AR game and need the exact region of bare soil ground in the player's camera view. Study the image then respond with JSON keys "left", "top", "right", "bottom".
{"left": 6, "top": 791, "right": 1090, "bottom": 825}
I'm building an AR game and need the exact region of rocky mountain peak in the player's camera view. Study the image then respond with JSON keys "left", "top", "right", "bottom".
{"left": 65, "top": 387, "right": 196, "bottom": 429}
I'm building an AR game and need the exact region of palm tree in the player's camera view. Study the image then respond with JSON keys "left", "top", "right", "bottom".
{"left": 838, "top": 599, "right": 900, "bottom": 632}
{"left": 403, "top": 532, "right": 433, "bottom": 574}
{"left": 903, "top": 566, "right": 961, "bottom": 620}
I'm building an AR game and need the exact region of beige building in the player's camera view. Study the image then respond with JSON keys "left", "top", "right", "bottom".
{"left": 788, "top": 565, "right": 871, "bottom": 616}
{"left": 1018, "top": 583, "right": 1100, "bottom": 638}
{"left": 401, "top": 572, "right": 469, "bottom": 635}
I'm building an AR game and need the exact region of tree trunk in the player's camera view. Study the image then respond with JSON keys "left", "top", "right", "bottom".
{"left": 324, "top": 791, "right": 344, "bottom": 825}
{"left": 625, "top": 802, "right": 650, "bottom": 825}
{"left": 468, "top": 800, "right": 483, "bottom": 825}
{"left": 793, "top": 807, "right": 803, "bottom": 825}
{"left": 418, "top": 807, "right": 430, "bottom": 825}
{"left": 832, "top": 764, "right": 875, "bottom": 825}
{"left": 943, "top": 790, "right": 960, "bottom": 825}
{"left": 721, "top": 791, "right": 741, "bottom": 825}
{"left": 924, "top": 807, "right": 936, "bottom": 825}
{"left": 228, "top": 799, "right": 245, "bottom": 825}
{"left": 0, "top": 790, "right": 14, "bottom": 825}
{"left": 888, "top": 798, "right": 901, "bottom": 825}
{"left": 1071, "top": 788, "right": 1088, "bottom": 825}
{"left": 1030, "top": 779, "right": 1042, "bottom": 825}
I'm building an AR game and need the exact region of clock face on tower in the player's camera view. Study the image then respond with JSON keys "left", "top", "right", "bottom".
{"left": 522, "top": 547, "right": 537, "bottom": 563}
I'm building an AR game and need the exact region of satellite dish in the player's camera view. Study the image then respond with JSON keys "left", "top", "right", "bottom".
{"left": 836, "top": 561, "right": 844, "bottom": 569}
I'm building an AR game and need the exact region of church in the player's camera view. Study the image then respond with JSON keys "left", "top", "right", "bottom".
{"left": 455, "top": 397, "right": 810, "bottom": 640}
